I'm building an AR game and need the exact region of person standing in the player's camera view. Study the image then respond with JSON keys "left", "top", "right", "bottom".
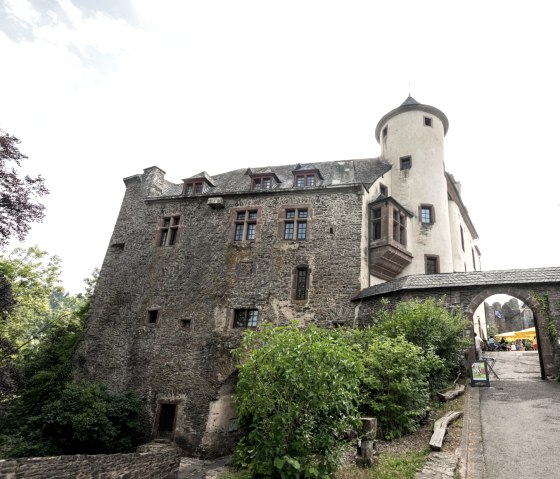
{"left": 474, "top": 333, "right": 482, "bottom": 360}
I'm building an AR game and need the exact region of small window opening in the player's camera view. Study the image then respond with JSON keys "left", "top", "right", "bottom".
{"left": 400, "top": 156, "right": 412, "bottom": 170}
{"left": 424, "top": 116, "right": 433, "bottom": 127}
{"left": 382, "top": 125, "right": 388, "bottom": 138}
{"left": 148, "top": 309, "right": 159, "bottom": 324}
{"left": 380, "top": 184, "right": 388, "bottom": 196}
{"left": 181, "top": 319, "right": 192, "bottom": 329}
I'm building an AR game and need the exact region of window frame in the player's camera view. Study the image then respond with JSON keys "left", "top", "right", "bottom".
{"left": 251, "top": 176, "right": 274, "bottom": 191}
{"left": 292, "top": 265, "right": 311, "bottom": 302}
{"left": 424, "top": 116, "right": 433, "bottom": 127}
{"left": 294, "top": 173, "right": 316, "bottom": 188}
{"left": 157, "top": 215, "right": 181, "bottom": 247}
{"left": 400, "top": 156, "right": 412, "bottom": 170}
{"left": 232, "top": 208, "right": 261, "bottom": 242}
{"left": 183, "top": 181, "right": 204, "bottom": 195}
{"left": 425, "top": 255, "right": 440, "bottom": 275}
{"left": 419, "top": 204, "right": 435, "bottom": 225}
{"left": 379, "top": 183, "right": 388, "bottom": 196}
{"left": 232, "top": 309, "right": 259, "bottom": 328}
{"left": 279, "top": 206, "right": 311, "bottom": 241}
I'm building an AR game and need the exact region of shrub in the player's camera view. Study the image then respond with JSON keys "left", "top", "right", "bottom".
{"left": 370, "top": 298, "right": 469, "bottom": 389}
{"left": 233, "top": 322, "right": 363, "bottom": 478}
{"left": 354, "top": 333, "right": 442, "bottom": 439}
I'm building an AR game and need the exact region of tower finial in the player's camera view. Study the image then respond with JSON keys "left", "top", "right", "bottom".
{"left": 408, "top": 81, "right": 412, "bottom": 98}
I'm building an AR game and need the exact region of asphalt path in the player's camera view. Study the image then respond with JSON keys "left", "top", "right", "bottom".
{"left": 478, "top": 351, "right": 560, "bottom": 478}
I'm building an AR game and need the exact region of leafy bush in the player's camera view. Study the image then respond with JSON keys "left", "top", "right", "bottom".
{"left": 370, "top": 298, "right": 469, "bottom": 389}
{"left": 354, "top": 333, "right": 442, "bottom": 439}
{"left": 233, "top": 323, "right": 364, "bottom": 478}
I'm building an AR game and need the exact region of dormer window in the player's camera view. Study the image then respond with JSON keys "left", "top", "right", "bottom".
{"left": 295, "top": 173, "right": 316, "bottom": 187}
{"left": 252, "top": 176, "right": 273, "bottom": 190}
{"left": 184, "top": 181, "right": 204, "bottom": 195}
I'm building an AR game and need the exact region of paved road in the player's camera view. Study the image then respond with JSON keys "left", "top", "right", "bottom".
{"left": 471, "top": 351, "right": 560, "bottom": 478}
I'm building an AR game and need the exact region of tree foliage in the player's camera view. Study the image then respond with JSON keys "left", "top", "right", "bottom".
{"left": 0, "top": 130, "right": 48, "bottom": 248}
{"left": 233, "top": 323, "right": 364, "bottom": 478}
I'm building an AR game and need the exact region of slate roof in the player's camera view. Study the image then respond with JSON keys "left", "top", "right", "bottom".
{"left": 156, "top": 158, "right": 392, "bottom": 198}
{"left": 353, "top": 267, "right": 560, "bottom": 300}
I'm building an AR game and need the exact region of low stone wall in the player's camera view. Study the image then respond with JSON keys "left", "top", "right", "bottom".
{"left": 0, "top": 449, "right": 180, "bottom": 479}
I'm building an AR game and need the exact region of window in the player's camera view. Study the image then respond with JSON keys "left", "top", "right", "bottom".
{"left": 180, "top": 319, "right": 192, "bottom": 330}
{"left": 147, "top": 309, "right": 159, "bottom": 324}
{"left": 372, "top": 208, "right": 382, "bottom": 240}
{"left": 472, "top": 248, "right": 477, "bottom": 271}
{"left": 400, "top": 156, "right": 412, "bottom": 170}
{"left": 420, "top": 205, "right": 434, "bottom": 224}
{"left": 252, "top": 177, "right": 273, "bottom": 190}
{"left": 380, "top": 184, "right": 388, "bottom": 196}
{"left": 294, "top": 173, "right": 316, "bottom": 187}
{"left": 392, "top": 210, "right": 407, "bottom": 246}
{"left": 184, "top": 182, "right": 203, "bottom": 195}
{"left": 425, "top": 256, "right": 439, "bottom": 275}
{"left": 460, "top": 225, "right": 465, "bottom": 251}
{"left": 234, "top": 209, "right": 259, "bottom": 242}
{"left": 424, "top": 116, "right": 433, "bottom": 127}
{"left": 158, "top": 216, "right": 180, "bottom": 246}
{"left": 382, "top": 125, "right": 388, "bottom": 139}
{"left": 233, "top": 309, "right": 259, "bottom": 328}
{"left": 284, "top": 208, "right": 308, "bottom": 240}
{"left": 294, "top": 267, "right": 309, "bottom": 301}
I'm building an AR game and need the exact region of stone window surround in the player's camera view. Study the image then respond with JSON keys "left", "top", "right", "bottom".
{"left": 230, "top": 207, "right": 263, "bottom": 243}
{"left": 419, "top": 204, "right": 435, "bottom": 225}
{"left": 278, "top": 203, "right": 313, "bottom": 241}
{"left": 156, "top": 215, "right": 181, "bottom": 247}
{"left": 425, "top": 254, "right": 440, "bottom": 275}
{"left": 291, "top": 264, "right": 311, "bottom": 304}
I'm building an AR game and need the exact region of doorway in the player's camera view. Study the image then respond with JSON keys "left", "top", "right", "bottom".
{"left": 156, "top": 403, "right": 177, "bottom": 439}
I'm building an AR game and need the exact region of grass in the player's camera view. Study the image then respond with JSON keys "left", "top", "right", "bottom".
{"left": 335, "top": 449, "right": 431, "bottom": 479}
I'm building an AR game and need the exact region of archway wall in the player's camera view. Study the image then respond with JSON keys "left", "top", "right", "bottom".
{"left": 354, "top": 283, "right": 560, "bottom": 378}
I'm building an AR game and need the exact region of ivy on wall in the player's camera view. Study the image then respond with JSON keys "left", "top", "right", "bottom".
{"left": 531, "top": 293, "right": 559, "bottom": 345}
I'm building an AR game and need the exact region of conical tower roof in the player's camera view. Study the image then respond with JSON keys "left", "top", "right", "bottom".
{"left": 375, "top": 96, "right": 449, "bottom": 142}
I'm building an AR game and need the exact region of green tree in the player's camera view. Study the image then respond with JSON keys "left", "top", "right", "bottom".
{"left": 233, "top": 323, "right": 364, "bottom": 478}
{"left": 0, "top": 130, "right": 48, "bottom": 248}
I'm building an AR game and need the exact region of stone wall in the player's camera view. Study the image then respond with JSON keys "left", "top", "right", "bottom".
{"left": 0, "top": 450, "right": 180, "bottom": 479}
{"left": 73, "top": 168, "right": 366, "bottom": 456}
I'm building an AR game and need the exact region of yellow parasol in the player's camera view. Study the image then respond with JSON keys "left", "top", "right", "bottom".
{"left": 494, "top": 331, "right": 516, "bottom": 342}
{"left": 513, "top": 327, "right": 536, "bottom": 341}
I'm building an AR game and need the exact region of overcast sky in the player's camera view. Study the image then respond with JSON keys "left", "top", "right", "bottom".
{"left": 1, "top": 0, "right": 559, "bottom": 294}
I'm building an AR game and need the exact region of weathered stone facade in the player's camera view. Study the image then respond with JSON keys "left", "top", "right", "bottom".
{"left": 0, "top": 449, "right": 180, "bottom": 479}
{"left": 73, "top": 97, "right": 488, "bottom": 456}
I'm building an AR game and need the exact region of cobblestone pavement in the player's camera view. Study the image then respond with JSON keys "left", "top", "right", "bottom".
{"left": 177, "top": 455, "right": 232, "bottom": 479}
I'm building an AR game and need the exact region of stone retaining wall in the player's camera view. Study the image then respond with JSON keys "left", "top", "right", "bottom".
{"left": 0, "top": 450, "right": 180, "bottom": 479}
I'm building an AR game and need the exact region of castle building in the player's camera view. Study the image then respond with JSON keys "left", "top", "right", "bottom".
{"left": 74, "top": 97, "right": 481, "bottom": 456}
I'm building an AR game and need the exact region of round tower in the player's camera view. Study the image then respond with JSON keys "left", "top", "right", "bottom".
{"left": 375, "top": 96, "right": 454, "bottom": 275}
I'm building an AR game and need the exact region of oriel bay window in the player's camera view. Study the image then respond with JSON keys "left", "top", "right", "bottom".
{"left": 368, "top": 198, "right": 413, "bottom": 280}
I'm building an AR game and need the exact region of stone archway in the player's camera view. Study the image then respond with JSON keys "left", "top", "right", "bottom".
{"left": 464, "top": 286, "right": 549, "bottom": 379}
{"left": 353, "top": 267, "right": 560, "bottom": 379}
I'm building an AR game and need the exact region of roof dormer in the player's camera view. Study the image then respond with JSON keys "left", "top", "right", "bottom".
{"left": 182, "top": 171, "right": 215, "bottom": 196}
{"left": 292, "top": 164, "right": 323, "bottom": 188}
{"left": 246, "top": 167, "right": 281, "bottom": 191}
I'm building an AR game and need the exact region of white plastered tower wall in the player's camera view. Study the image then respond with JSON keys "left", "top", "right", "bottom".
{"left": 375, "top": 98, "right": 454, "bottom": 276}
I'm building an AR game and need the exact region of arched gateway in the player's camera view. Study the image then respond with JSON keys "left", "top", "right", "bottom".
{"left": 353, "top": 267, "right": 560, "bottom": 380}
